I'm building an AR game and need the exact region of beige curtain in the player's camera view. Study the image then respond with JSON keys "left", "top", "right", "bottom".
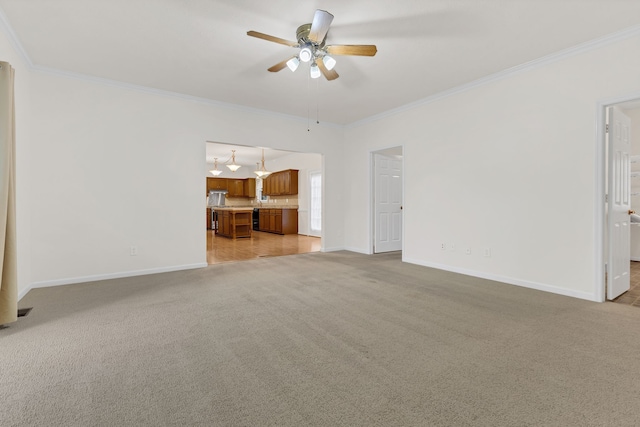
{"left": 0, "top": 61, "right": 17, "bottom": 325}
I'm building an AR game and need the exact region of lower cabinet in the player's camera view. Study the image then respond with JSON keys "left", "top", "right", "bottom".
{"left": 206, "top": 208, "right": 212, "bottom": 230}
{"left": 258, "top": 208, "right": 298, "bottom": 235}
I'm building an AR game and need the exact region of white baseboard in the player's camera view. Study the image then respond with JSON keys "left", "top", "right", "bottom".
{"left": 29, "top": 263, "right": 208, "bottom": 290}
{"left": 18, "top": 285, "right": 32, "bottom": 301}
{"left": 402, "top": 257, "right": 598, "bottom": 302}
{"left": 343, "top": 246, "right": 372, "bottom": 255}
{"left": 321, "top": 246, "right": 346, "bottom": 253}
{"left": 631, "top": 257, "right": 640, "bottom": 262}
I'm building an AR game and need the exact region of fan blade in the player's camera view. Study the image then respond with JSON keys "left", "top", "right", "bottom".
{"left": 308, "top": 9, "right": 334, "bottom": 43}
{"left": 268, "top": 56, "right": 295, "bottom": 72}
{"left": 326, "top": 44, "right": 377, "bottom": 56}
{"left": 247, "top": 31, "right": 298, "bottom": 47}
{"left": 317, "top": 60, "right": 339, "bottom": 81}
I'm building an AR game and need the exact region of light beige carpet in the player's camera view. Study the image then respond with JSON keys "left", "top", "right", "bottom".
{"left": 2, "top": 251, "right": 640, "bottom": 426}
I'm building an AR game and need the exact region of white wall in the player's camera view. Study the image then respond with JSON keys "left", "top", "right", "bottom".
{"left": 343, "top": 33, "right": 640, "bottom": 301}
{"left": 14, "top": 62, "right": 344, "bottom": 289}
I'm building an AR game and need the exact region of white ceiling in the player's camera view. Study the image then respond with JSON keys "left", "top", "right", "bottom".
{"left": 1, "top": 0, "right": 640, "bottom": 127}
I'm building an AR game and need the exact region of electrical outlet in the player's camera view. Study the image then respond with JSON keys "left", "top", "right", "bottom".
{"left": 483, "top": 247, "right": 491, "bottom": 257}
{"left": 130, "top": 246, "right": 138, "bottom": 256}
{"left": 465, "top": 248, "right": 471, "bottom": 255}
{"left": 441, "top": 243, "right": 446, "bottom": 251}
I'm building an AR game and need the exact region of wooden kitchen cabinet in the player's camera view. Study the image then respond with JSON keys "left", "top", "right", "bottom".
{"left": 206, "top": 208, "right": 212, "bottom": 230}
{"left": 244, "top": 178, "right": 256, "bottom": 198}
{"left": 206, "top": 177, "right": 255, "bottom": 198}
{"left": 207, "top": 177, "right": 228, "bottom": 193}
{"left": 263, "top": 170, "right": 298, "bottom": 196}
{"left": 258, "top": 208, "right": 297, "bottom": 235}
{"left": 259, "top": 208, "right": 268, "bottom": 230}
{"left": 227, "top": 179, "right": 245, "bottom": 197}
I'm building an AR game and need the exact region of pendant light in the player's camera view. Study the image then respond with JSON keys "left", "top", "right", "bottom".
{"left": 254, "top": 149, "right": 271, "bottom": 178}
{"left": 226, "top": 150, "right": 241, "bottom": 172}
{"left": 209, "top": 158, "right": 222, "bottom": 176}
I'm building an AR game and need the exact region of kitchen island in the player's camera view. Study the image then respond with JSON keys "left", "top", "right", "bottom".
{"left": 212, "top": 207, "right": 253, "bottom": 239}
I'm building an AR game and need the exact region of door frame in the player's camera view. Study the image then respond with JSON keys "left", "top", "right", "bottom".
{"left": 596, "top": 91, "right": 640, "bottom": 302}
{"left": 370, "top": 145, "right": 404, "bottom": 255}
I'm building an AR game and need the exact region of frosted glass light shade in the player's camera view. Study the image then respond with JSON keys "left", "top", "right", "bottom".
{"left": 299, "top": 47, "right": 312, "bottom": 62}
{"left": 286, "top": 56, "right": 300, "bottom": 72}
{"left": 210, "top": 169, "right": 222, "bottom": 176}
{"left": 310, "top": 63, "right": 321, "bottom": 79}
{"left": 227, "top": 164, "right": 241, "bottom": 172}
{"left": 322, "top": 55, "right": 336, "bottom": 70}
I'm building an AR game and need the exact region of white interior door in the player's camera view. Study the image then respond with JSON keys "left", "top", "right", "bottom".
{"left": 374, "top": 153, "right": 402, "bottom": 253}
{"left": 607, "top": 106, "right": 632, "bottom": 300}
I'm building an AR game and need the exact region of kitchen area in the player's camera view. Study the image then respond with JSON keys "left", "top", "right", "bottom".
{"left": 205, "top": 143, "right": 322, "bottom": 264}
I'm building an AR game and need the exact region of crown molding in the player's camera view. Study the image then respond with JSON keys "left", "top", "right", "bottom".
{"left": 346, "top": 23, "right": 640, "bottom": 129}
{"left": 30, "top": 64, "right": 344, "bottom": 129}
{"left": 0, "top": 5, "right": 33, "bottom": 67}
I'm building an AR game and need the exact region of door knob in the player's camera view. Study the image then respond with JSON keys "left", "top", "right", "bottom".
{"left": 629, "top": 210, "right": 636, "bottom": 215}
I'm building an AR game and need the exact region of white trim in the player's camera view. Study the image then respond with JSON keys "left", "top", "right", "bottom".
{"left": 322, "top": 246, "right": 347, "bottom": 253}
{"left": 595, "top": 103, "right": 607, "bottom": 302}
{"left": 0, "top": 5, "right": 33, "bottom": 66}
{"left": 31, "top": 65, "right": 343, "bottom": 129}
{"left": 18, "top": 285, "right": 32, "bottom": 301}
{"left": 348, "top": 24, "right": 640, "bottom": 129}
{"left": 631, "top": 257, "right": 640, "bottom": 262}
{"left": 29, "top": 263, "right": 207, "bottom": 290}
{"left": 343, "top": 246, "right": 371, "bottom": 255}
{"left": 404, "top": 257, "right": 598, "bottom": 302}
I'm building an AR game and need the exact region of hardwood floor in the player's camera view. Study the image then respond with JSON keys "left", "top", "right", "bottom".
{"left": 612, "top": 261, "right": 640, "bottom": 307}
{"left": 206, "top": 230, "right": 321, "bottom": 264}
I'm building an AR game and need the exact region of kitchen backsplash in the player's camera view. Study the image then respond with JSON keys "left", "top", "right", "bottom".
{"left": 225, "top": 195, "right": 299, "bottom": 207}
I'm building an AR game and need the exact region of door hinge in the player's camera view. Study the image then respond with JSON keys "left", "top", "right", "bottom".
{"left": 605, "top": 193, "right": 608, "bottom": 203}
{"left": 606, "top": 123, "right": 609, "bottom": 133}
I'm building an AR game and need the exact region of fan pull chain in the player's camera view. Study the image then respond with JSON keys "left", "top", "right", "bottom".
{"left": 316, "top": 76, "right": 320, "bottom": 125}
{"left": 307, "top": 68, "right": 311, "bottom": 131}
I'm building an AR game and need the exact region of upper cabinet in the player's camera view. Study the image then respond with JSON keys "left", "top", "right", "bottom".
{"left": 207, "top": 177, "right": 228, "bottom": 193}
{"left": 244, "top": 178, "right": 256, "bottom": 198}
{"left": 227, "top": 179, "right": 245, "bottom": 197}
{"left": 206, "top": 177, "right": 256, "bottom": 198}
{"left": 263, "top": 169, "right": 298, "bottom": 196}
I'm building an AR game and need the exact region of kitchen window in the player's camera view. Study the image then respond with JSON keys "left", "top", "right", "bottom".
{"left": 310, "top": 171, "right": 321, "bottom": 233}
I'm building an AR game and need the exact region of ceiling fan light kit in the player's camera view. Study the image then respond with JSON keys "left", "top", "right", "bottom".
{"left": 247, "top": 9, "right": 377, "bottom": 81}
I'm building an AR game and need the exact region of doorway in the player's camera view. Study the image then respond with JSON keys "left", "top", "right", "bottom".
{"left": 205, "top": 141, "right": 322, "bottom": 264}
{"left": 372, "top": 146, "right": 403, "bottom": 254}
{"left": 602, "top": 99, "right": 640, "bottom": 303}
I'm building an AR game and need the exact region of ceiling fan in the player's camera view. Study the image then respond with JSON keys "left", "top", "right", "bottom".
{"left": 247, "top": 9, "right": 377, "bottom": 81}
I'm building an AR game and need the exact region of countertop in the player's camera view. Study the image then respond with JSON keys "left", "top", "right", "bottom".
{"left": 208, "top": 206, "right": 254, "bottom": 212}
{"left": 208, "top": 205, "right": 299, "bottom": 210}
